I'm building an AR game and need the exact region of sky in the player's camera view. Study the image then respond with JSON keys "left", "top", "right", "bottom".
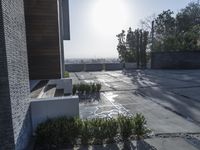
{"left": 64, "top": 0, "right": 193, "bottom": 59}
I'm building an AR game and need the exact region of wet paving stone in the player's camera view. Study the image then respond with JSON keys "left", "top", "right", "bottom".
{"left": 75, "top": 70, "right": 200, "bottom": 135}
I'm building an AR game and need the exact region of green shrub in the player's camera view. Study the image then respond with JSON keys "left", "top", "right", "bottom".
{"left": 72, "top": 84, "right": 77, "bottom": 95}
{"left": 80, "top": 119, "right": 93, "bottom": 145}
{"left": 35, "top": 117, "right": 82, "bottom": 148}
{"left": 118, "top": 115, "right": 134, "bottom": 140}
{"left": 133, "top": 113, "right": 150, "bottom": 140}
{"left": 35, "top": 114, "right": 150, "bottom": 148}
{"left": 104, "top": 118, "right": 118, "bottom": 142}
{"left": 64, "top": 71, "right": 69, "bottom": 78}
{"left": 90, "top": 118, "right": 108, "bottom": 144}
{"left": 96, "top": 83, "right": 102, "bottom": 92}
{"left": 91, "top": 83, "right": 97, "bottom": 92}
{"left": 73, "top": 82, "right": 102, "bottom": 95}
{"left": 78, "top": 83, "right": 85, "bottom": 94}
{"left": 85, "top": 84, "right": 91, "bottom": 94}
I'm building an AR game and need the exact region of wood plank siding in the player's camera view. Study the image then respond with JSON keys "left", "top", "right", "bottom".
{"left": 24, "top": 0, "right": 61, "bottom": 79}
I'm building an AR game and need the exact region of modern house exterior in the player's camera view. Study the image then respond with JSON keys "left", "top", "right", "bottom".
{"left": 0, "top": 0, "right": 75, "bottom": 149}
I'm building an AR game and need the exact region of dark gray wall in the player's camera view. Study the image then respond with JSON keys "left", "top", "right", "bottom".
{"left": 65, "top": 64, "right": 85, "bottom": 72}
{"left": 151, "top": 51, "right": 200, "bottom": 69}
{"left": 105, "top": 63, "right": 123, "bottom": 71}
{"left": 0, "top": 1, "right": 15, "bottom": 149}
{"left": 85, "top": 64, "right": 103, "bottom": 71}
{"left": 0, "top": 0, "right": 32, "bottom": 149}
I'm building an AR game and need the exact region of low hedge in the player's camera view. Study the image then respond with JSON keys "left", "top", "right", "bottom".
{"left": 64, "top": 71, "right": 69, "bottom": 78}
{"left": 72, "top": 82, "right": 102, "bottom": 95}
{"left": 35, "top": 114, "right": 150, "bottom": 149}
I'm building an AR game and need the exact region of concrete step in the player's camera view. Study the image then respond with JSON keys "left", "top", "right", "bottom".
{"left": 30, "top": 80, "right": 48, "bottom": 98}
{"left": 41, "top": 85, "right": 56, "bottom": 98}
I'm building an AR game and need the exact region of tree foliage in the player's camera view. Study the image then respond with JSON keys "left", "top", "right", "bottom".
{"left": 116, "top": 28, "right": 149, "bottom": 68}
{"left": 152, "top": 2, "right": 200, "bottom": 52}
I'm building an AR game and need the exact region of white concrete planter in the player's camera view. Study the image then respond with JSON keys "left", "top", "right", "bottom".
{"left": 47, "top": 78, "right": 72, "bottom": 95}
{"left": 31, "top": 96, "right": 79, "bottom": 132}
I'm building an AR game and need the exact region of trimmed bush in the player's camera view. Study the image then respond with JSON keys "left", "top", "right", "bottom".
{"left": 72, "top": 82, "right": 102, "bottom": 95}
{"left": 91, "top": 83, "right": 97, "bottom": 93}
{"left": 96, "top": 83, "right": 102, "bottom": 92}
{"left": 64, "top": 71, "right": 69, "bottom": 78}
{"left": 72, "top": 84, "right": 77, "bottom": 95}
{"left": 104, "top": 118, "right": 118, "bottom": 142}
{"left": 35, "top": 114, "right": 150, "bottom": 148}
{"left": 80, "top": 119, "right": 93, "bottom": 145}
{"left": 118, "top": 115, "right": 134, "bottom": 140}
{"left": 133, "top": 113, "right": 150, "bottom": 140}
{"left": 78, "top": 83, "right": 85, "bottom": 94}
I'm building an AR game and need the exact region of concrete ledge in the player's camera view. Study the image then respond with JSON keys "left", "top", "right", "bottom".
{"left": 125, "top": 63, "right": 137, "bottom": 70}
{"left": 105, "top": 63, "right": 123, "bottom": 71}
{"left": 31, "top": 96, "right": 79, "bottom": 132}
{"left": 85, "top": 64, "right": 103, "bottom": 71}
{"left": 47, "top": 78, "right": 72, "bottom": 95}
{"left": 65, "top": 64, "right": 84, "bottom": 72}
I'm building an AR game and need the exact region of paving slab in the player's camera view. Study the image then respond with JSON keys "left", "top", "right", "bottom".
{"left": 138, "top": 87, "right": 200, "bottom": 124}
{"left": 76, "top": 70, "right": 200, "bottom": 135}
{"left": 193, "top": 134, "right": 200, "bottom": 141}
{"left": 75, "top": 72, "right": 96, "bottom": 80}
{"left": 96, "top": 74, "right": 120, "bottom": 83}
{"left": 108, "top": 81, "right": 136, "bottom": 91}
{"left": 102, "top": 91, "right": 200, "bottom": 134}
{"left": 74, "top": 136, "right": 200, "bottom": 150}
{"left": 145, "top": 137, "right": 200, "bottom": 150}
{"left": 171, "top": 87, "right": 200, "bottom": 102}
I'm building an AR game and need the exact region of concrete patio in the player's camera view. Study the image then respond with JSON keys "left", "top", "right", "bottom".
{"left": 70, "top": 70, "right": 200, "bottom": 150}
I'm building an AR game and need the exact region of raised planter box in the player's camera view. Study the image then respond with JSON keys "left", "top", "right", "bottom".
{"left": 31, "top": 96, "right": 79, "bottom": 132}
{"left": 47, "top": 78, "right": 72, "bottom": 95}
{"left": 151, "top": 51, "right": 200, "bottom": 69}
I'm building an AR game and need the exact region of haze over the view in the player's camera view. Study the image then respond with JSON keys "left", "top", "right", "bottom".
{"left": 64, "top": 0, "right": 192, "bottom": 59}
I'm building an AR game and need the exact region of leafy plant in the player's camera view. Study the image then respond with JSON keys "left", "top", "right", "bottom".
{"left": 133, "top": 113, "right": 150, "bottom": 140}
{"left": 64, "top": 71, "right": 69, "bottom": 78}
{"left": 35, "top": 114, "right": 150, "bottom": 148}
{"left": 85, "top": 84, "right": 91, "bottom": 94}
{"left": 72, "top": 84, "right": 77, "bottom": 95}
{"left": 96, "top": 83, "right": 102, "bottom": 92}
{"left": 73, "top": 82, "right": 102, "bottom": 95}
{"left": 90, "top": 118, "right": 108, "bottom": 144}
{"left": 118, "top": 115, "right": 134, "bottom": 140}
{"left": 78, "top": 83, "right": 86, "bottom": 94}
{"left": 91, "top": 83, "right": 97, "bottom": 93}
{"left": 80, "top": 119, "right": 93, "bottom": 145}
{"left": 104, "top": 118, "right": 118, "bottom": 142}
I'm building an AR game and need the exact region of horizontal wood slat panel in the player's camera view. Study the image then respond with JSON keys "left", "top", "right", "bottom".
{"left": 24, "top": 0, "right": 61, "bottom": 80}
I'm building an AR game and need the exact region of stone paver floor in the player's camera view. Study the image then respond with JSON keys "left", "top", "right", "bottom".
{"left": 70, "top": 70, "right": 200, "bottom": 150}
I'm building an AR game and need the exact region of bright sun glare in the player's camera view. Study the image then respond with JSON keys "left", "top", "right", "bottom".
{"left": 91, "top": 0, "right": 129, "bottom": 36}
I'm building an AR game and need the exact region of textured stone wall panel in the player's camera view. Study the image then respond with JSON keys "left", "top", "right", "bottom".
{"left": 1, "top": 0, "right": 32, "bottom": 149}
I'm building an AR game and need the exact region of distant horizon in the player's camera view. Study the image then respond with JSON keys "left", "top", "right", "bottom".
{"left": 64, "top": 0, "right": 193, "bottom": 59}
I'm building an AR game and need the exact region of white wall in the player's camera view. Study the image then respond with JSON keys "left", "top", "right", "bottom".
{"left": 31, "top": 96, "right": 79, "bottom": 132}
